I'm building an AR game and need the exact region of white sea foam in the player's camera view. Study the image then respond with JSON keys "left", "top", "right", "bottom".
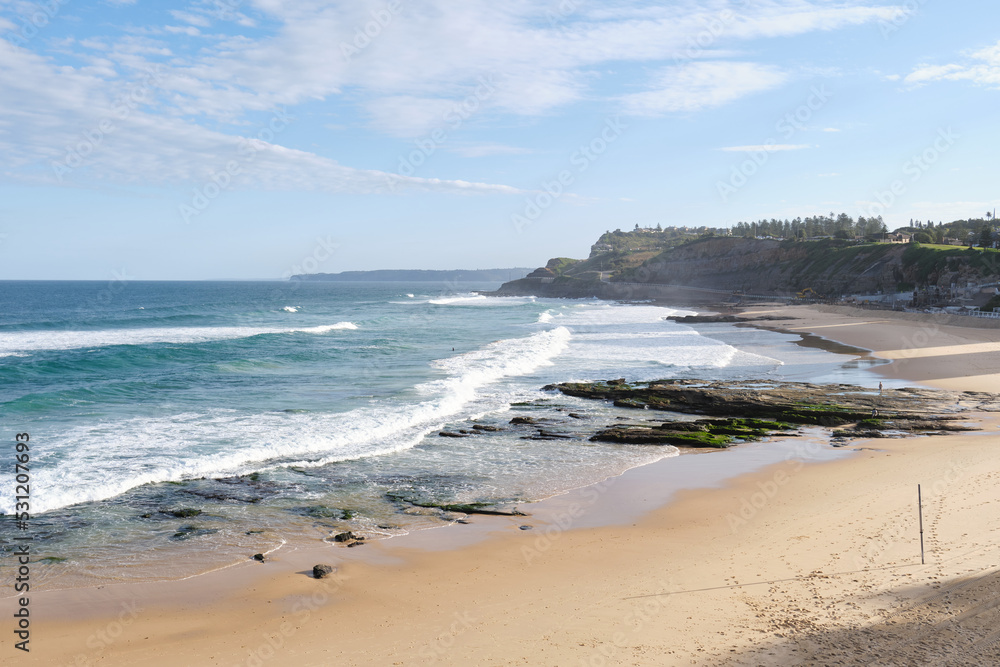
{"left": 5, "top": 327, "right": 572, "bottom": 514}
{"left": 297, "top": 322, "right": 358, "bottom": 334}
{"left": 282, "top": 306, "right": 299, "bottom": 313}
{"left": 428, "top": 294, "right": 488, "bottom": 305}
{"left": 0, "top": 322, "right": 358, "bottom": 355}
{"left": 394, "top": 294, "right": 538, "bottom": 307}
{"left": 541, "top": 302, "right": 780, "bottom": 380}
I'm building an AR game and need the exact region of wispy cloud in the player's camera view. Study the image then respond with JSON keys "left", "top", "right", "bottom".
{"left": 449, "top": 143, "right": 531, "bottom": 158}
{"left": 623, "top": 62, "right": 788, "bottom": 115}
{"left": 719, "top": 143, "right": 812, "bottom": 152}
{"left": 905, "top": 41, "right": 1000, "bottom": 87}
{"left": 0, "top": 41, "right": 524, "bottom": 195}
{"left": 0, "top": 0, "right": 905, "bottom": 194}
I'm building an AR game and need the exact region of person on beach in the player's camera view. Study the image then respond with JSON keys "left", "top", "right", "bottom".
{"left": 871, "top": 407, "right": 879, "bottom": 418}
{"left": 879, "top": 381, "right": 883, "bottom": 395}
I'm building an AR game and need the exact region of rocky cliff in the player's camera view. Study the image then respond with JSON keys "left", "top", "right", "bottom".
{"left": 491, "top": 237, "right": 1000, "bottom": 301}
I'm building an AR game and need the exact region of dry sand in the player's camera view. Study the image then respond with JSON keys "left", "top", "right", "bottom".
{"left": 5, "top": 305, "right": 1000, "bottom": 666}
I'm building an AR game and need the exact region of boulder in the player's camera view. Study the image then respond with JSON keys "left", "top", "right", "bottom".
{"left": 313, "top": 564, "right": 335, "bottom": 579}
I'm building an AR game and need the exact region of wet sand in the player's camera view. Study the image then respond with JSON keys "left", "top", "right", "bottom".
{"left": 5, "top": 305, "right": 1000, "bottom": 666}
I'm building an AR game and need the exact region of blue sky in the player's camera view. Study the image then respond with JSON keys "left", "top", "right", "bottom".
{"left": 1, "top": 0, "right": 999, "bottom": 279}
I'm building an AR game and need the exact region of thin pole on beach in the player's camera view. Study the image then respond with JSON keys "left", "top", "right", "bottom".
{"left": 918, "top": 484, "right": 925, "bottom": 565}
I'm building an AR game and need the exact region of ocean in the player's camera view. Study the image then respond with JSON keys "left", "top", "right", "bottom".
{"left": 0, "top": 281, "right": 884, "bottom": 588}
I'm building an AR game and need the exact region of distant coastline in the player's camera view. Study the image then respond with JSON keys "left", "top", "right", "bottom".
{"left": 289, "top": 268, "right": 534, "bottom": 282}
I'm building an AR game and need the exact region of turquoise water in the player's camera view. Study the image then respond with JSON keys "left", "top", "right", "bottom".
{"left": 0, "top": 281, "right": 873, "bottom": 587}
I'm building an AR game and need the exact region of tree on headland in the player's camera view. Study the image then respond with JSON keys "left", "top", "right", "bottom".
{"left": 981, "top": 226, "right": 994, "bottom": 249}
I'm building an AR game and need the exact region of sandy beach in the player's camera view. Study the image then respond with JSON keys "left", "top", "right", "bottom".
{"left": 6, "top": 305, "right": 1000, "bottom": 666}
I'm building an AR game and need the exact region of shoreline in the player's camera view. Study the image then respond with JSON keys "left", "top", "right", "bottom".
{"left": 7, "top": 305, "right": 1000, "bottom": 665}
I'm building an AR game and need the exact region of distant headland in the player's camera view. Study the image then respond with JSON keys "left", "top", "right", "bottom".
{"left": 290, "top": 268, "right": 534, "bottom": 282}
{"left": 486, "top": 215, "right": 1000, "bottom": 311}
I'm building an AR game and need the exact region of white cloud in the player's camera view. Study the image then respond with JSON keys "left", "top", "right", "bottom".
{"left": 718, "top": 143, "right": 812, "bottom": 152}
{"left": 169, "top": 10, "right": 212, "bottom": 28}
{"left": 905, "top": 41, "right": 1000, "bottom": 87}
{"left": 0, "top": 40, "right": 523, "bottom": 195}
{"left": 164, "top": 25, "right": 202, "bottom": 37}
{"left": 449, "top": 143, "right": 531, "bottom": 158}
{"left": 0, "top": 1, "right": 905, "bottom": 192}
{"left": 623, "top": 62, "right": 788, "bottom": 115}
{"left": 111, "top": 1, "right": 902, "bottom": 130}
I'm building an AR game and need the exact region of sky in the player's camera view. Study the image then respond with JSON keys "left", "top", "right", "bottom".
{"left": 1, "top": 0, "right": 999, "bottom": 280}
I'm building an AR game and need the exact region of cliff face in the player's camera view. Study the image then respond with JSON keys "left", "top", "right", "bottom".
{"left": 493, "top": 237, "right": 1000, "bottom": 301}
{"left": 622, "top": 238, "right": 907, "bottom": 296}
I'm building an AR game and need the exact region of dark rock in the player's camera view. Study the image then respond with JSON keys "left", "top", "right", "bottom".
{"left": 386, "top": 493, "right": 527, "bottom": 516}
{"left": 168, "top": 508, "right": 202, "bottom": 518}
{"left": 291, "top": 505, "right": 346, "bottom": 520}
{"left": 333, "top": 531, "right": 357, "bottom": 542}
{"left": 346, "top": 541, "right": 365, "bottom": 548}
{"left": 313, "top": 564, "right": 335, "bottom": 579}
{"left": 550, "top": 379, "right": 1000, "bottom": 429}
{"left": 522, "top": 429, "right": 576, "bottom": 440}
{"left": 439, "top": 431, "right": 470, "bottom": 438}
{"left": 568, "top": 413, "right": 588, "bottom": 419}
{"left": 471, "top": 424, "right": 503, "bottom": 431}
{"left": 252, "top": 553, "right": 266, "bottom": 562}
{"left": 170, "top": 525, "right": 219, "bottom": 541}
{"left": 519, "top": 525, "right": 533, "bottom": 530}
{"left": 592, "top": 417, "right": 802, "bottom": 448}
{"left": 181, "top": 475, "right": 279, "bottom": 504}
{"left": 510, "top": 416, "right": 540, "bottom": 425}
